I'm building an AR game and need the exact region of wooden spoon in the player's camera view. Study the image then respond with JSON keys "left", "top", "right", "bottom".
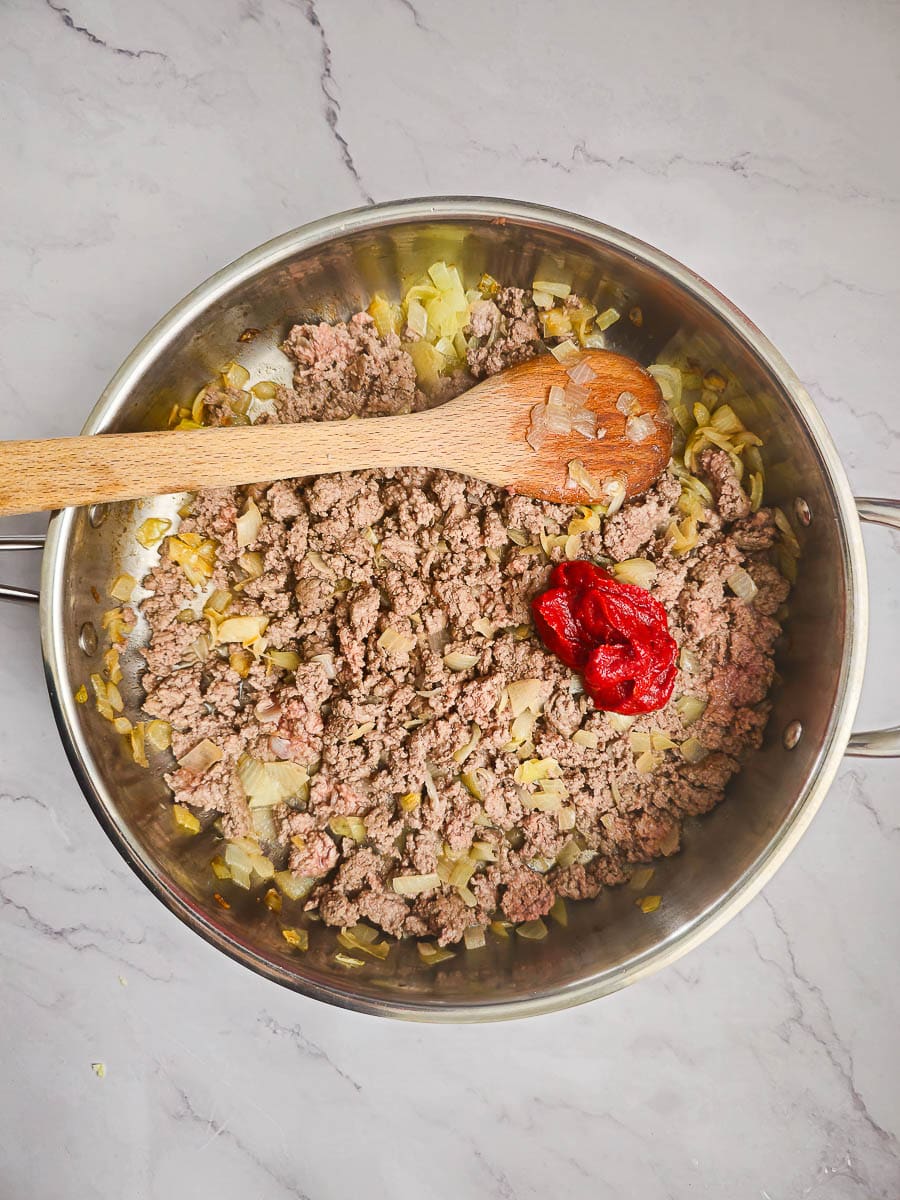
{"left": 0, "top": 349, "right": 671, "bottom": 517}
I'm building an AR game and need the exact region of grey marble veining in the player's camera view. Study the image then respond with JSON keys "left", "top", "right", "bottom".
{"left": 1, "top": 1, "right": 898, "bottom": 1196}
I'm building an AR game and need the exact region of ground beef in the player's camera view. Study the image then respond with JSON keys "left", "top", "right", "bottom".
{"left": 280, "top": 312, "right": 422, "bottom": 419}
{"left": 465, "top": 287, "right": 542, "bottom": 378}
{"left": 698, "top": 447, "right": 752, "bottom": 521}
{"left": 138, "top": 286, "right": 790, "bottom": 947}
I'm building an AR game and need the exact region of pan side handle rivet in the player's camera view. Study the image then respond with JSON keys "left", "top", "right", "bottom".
{"left": 79, "top": 622, "right": 98, "bottom": 655}
{"left": 89, "top": 504, "right": 107, "bottom": 528}
{"left": 783, "top": 720, "right": 802, "bottom": 750}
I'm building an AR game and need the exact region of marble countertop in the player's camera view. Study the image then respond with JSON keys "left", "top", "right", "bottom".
{"left": 2, "top": 1, "right": 898, "bottom": 1196}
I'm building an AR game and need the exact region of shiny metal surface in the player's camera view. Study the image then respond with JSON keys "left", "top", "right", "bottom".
{"left": 22, "top": 198, "right": 894, "bottom": 1019}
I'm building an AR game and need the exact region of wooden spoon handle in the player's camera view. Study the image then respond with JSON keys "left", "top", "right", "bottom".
{"left": 0, "top": 413, "right": 461, "bottom": 517}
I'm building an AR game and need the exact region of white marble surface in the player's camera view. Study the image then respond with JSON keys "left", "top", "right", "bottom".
{"left": 1, "top": 1, "right": 899, "bottom": 1196}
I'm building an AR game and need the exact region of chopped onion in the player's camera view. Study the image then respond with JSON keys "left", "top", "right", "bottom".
{"left": 417, "top": 941, "right": 456, "bottom": 964}
{"left": 309, "top": 651, "right": 336, "bottom": 680}
{"left": 658, "top": 826, "right": 680, "bottom": 856}
{"left": 519, "top": 789, "right": 564, "bottom": 812}
{"left": 178, "top": 738, "right": 223, "bottom": 775}
{"left": 602, "top": 475, "right": 628, "bottom": 517}
{"left": 222, "top": 361, "right": 250, "bottom": 390}
{"left": 334, "top": 952, "right": 364, "bottom": 967}
{"left": 625, "top": 413, "right": 655, "bottom": 444}
{"left": 273, "top": 871, "right": 317, "bottom": 902}
{"left": 236, "top": 499, "right": 262, "bottom": 549}
{"left": 305, "top": 550, "right": 334, "bottom": 578}
{"left": 566, "top": 459, "right": 603, "bottom": 499}
{"left": 635, "top": 751, "right": 658, "bottom": 774}
{"left": 130, "top": 724, "right": 148, "bottom": 769}
{"left": 549, "top": 339, "right": 581, "bottom": 364}
{"left": 254, "top": 698, "right": 282, "bottom": 724}
{"left": 679, "top": 646, "right": 702, "bottom": 674}
{"left": 238, "top": 756, "right": 308, "bottom": 807}
{"left": 344, "top": 721, "right": 375, "bottom": 742}
{"left": 470, "top": 841, "right": 496, "bottom": 862}
{"left": 681, "top": 737, "right": 709, "bottom": 763}
{"left": 338, "top": 925, "right": 390, "bottom": 959}
{"left": 616, "top": 391, "right": 639, "bottom": 416}
{"left": 514, "top": 757, "right": 561, "bottom": 784}
{"left": 629, "top": 866, "right": 655, "bottom": 891}
{"left": 205, "top": 589, "right": 232, "bottom": 617}
{"left": 651, "top": 731, "right": 678, "bottom": 751}
{"left": 532, "top": 288, "right": 554, "bottom": 309}
{"left": 229, "top": 649, "right": 253, "bottom": 678}
{"left": 225, "top": 841, "right": 254, "bottom": 879}
{"left": 266, "top": 650, "right": 300, "bottom": 670}
{"left": 109, "top": 574, "right": 137, "bottom": 603}
{"left": 726, "top": 567, "right": 758, "bottom": 603}
{"left": 238, "top": 550, "right": 264, "bottom": 584}
{"left": 186, "top": 633, "right": 210, "bottom": 663}
{"left": 252, "top": 806, "right": 278, "bottom": 843}
{"left": 526, "top": 402, "right": 550, "bottom": 451}
{"left": 572, "top": 729, "right": 599, "bottom": 749}
{"left": 612, "top": 558, "right": 657, "bottom": 589}
{"left": 452, "top": 722, "right": 482, "bottom": 765}
{"left": 557, "top": 808, "right": 577, "bottom": 833}
{"left": 399, "top": 791, "right": 421, "bottom": 813}
{"left": 703, "top": 368, "right": 727, "bottom": 392}
{"left": 630, "top": 731, "right": 652, "bottom": 754}
{"left": 774, "top": 507, "right": 802, "bottom": 557}
{"left": 533, "top": 279, "right": 571, "bottom": 298}
{"left": 423, "top": 765, "right": 439, "bottom": 802}
{"left": 461, "top": 769, "right": 487, "bottom": 801}
{"left": 607, "top": 711, "right": 635, "bottom": 733}
{"left": 464, "top": 925, "right": 486, "bottom": 950}
{"left": 329, "top": 815, "right": 367, "bottom": 842}
{"left": 749, "top": 471, "right": 764, "bottom": 512}
{"left": 378, "top": 627, "right": 417, "bottom": 655}
{"left": 282, "top": 927, "right": 309, "bottom": 951}
{"left": 516, "top": 918, "right": 548, "bottom": 940}
{"left": 710, "top": 404, "right": 743, "bottom": 435}
{"left": 647, "top": 363, "right": 683, "bottom": 404}
{"left": 210, "top": 855, "right": 230, "bottom": 881}
{"left": 443, "top": 651, "right": 478, "bottom": 671}
{"left": 571, "top": 408, "right": 598, "bottom": 439}
{"left": 596, "top": 307, "right": 621, "bottom": 331}
{"left": 136, "top": 517, "right": 172, "bottom": 549}
{"left": 406, "top": 296, "right": 428, "bottom": 337}
{"left": 215, "top": 615, "right": 269, "bottom": 646}
{"left": 564, "top": 381, "right": 591, "bottom": 406}
{"left": 507, "top": 678, "right": 543, "bottom": 718}
{"left": 568, "top": 506, "right": 601, "bottom": 537}
{"left": 251, "top": 379, "right": 278, "bottom": 400}
{"left": 146, "top": 719, "right": 172, "bottom": 751}
{"left": 567, "top": 360, "right": 596, "bottom": 386}
{"left": 675, "top": 695, "right": 707, "bottom": 726}
{"left": 392, "top": 872, "right": 440, "bottom": 896}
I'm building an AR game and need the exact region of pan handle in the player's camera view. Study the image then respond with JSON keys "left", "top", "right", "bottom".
{"left": 0, "top": 534, "right": 44, "bottom": 604}
{"left": 846, "top": 497, "right": 900, "bottom": 757}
